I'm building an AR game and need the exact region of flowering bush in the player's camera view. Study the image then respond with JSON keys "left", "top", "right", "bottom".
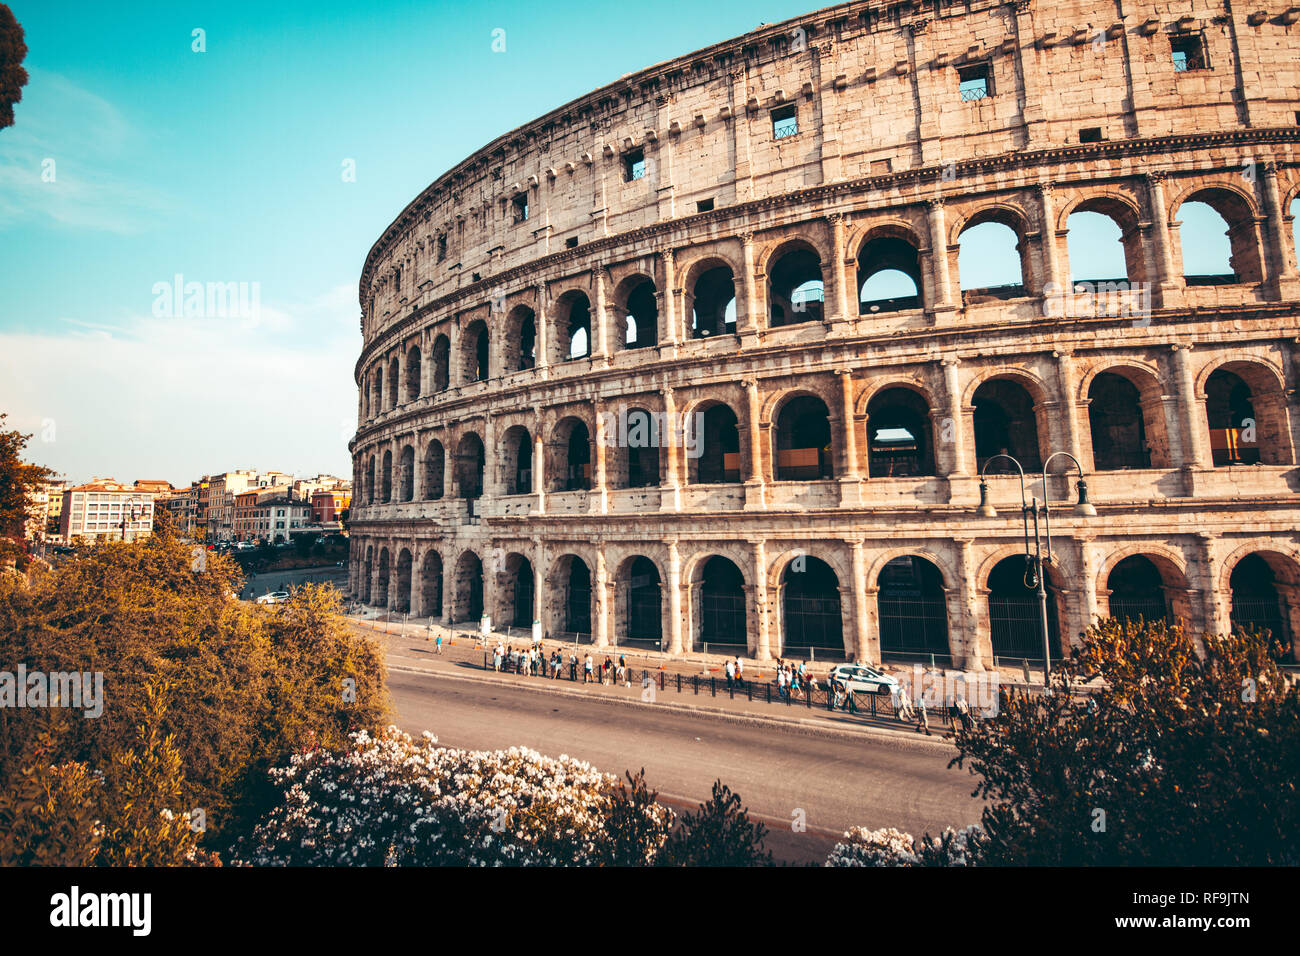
{"left": 825, "top": 824, "right": 984, "bottom": 867}
{"left": 237, "top": 726, "right": 674, "bottom": 866}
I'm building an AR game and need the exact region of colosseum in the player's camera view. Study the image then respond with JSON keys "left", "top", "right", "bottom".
{"left": 348, "top": 0, "right": 1300, "bottom": 670}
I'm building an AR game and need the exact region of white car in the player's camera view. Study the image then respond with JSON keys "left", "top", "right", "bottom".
{"left": 828, "top": 663, "right": 898, "bottom": 696}
{"left": 256, "top": 591, "right": 290, "bottom": 605}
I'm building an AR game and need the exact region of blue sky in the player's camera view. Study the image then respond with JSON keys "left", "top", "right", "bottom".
{"left": 0, "top": 0, "right": 1257, "bottom": 485}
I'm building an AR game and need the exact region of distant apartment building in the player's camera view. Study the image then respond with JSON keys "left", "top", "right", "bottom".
{"left": 59, "top": 479, "right": 155, "bottom": 543}
{"left": 311, "top": 488, "right": 351, "bottom": 526}
{"left": 26, "top": 478, "right": 72, "bottom": 541}
{"left": 232, "top": 491, "right": 311, "bottom": 544}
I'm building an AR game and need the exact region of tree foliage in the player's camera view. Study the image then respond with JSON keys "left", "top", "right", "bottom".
{"left": 952, "top": 617, "right": 1300, "bottom": 865}
{"left": 0, "top": 413, "right": 54, "bottom": 565}
{"left": 656, "top": 780, "right": 773, "bottom": 867}
{"left": 0, "top": 4, "right": 27, "bottom": 130}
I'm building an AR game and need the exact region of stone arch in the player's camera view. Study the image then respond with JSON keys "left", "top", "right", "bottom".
{"left": 1080, "top": 362, "right": 1170, "bottom": 470}
{"left": 954, "top": 203, "right": 1032, "bottom": 297}
{"left": 613, "top": 272, "right": 658, "bottom": 350}
{"left": 398, "top": 444, "right": 415, "bottom": 501}
{"left": 681, "top": 252, "right": 740, "bottom": 339}
{"left": 762, "top": 236, "right": 826, "bottom": 328}
{"left": 453, "top": 432, "right": 485, "bottom": 499}
{"left": 608, "top": 405, "right": 663, "bottom": 489}
{"left": 774, "top": 553, "right": 845, "bottom": 656}
{"left": 498, "top": 551, "right": 535, "bottom": 630}
{"left": 1226, "top": 550, "right": 1300, "bottom": 661}
{"left": 380, "top": 448, "right": 393, "bottom": 503}
{"left": 502, "top": 304, "right": 537, "bottom": 372}
{"left": 1196, "top": 357, "right": 1292, "bottom": 466}
{"left": 687, "top": 552, "right": 748, "bottom": 649}
{"left": 361, "top": 544, "right": 374, "bottom": 603}
{"left": 770, "top": 388, "right": 835, "bottom": 481}
{"left": 982, "top": 549, "right": 1069, "bottom": 663}
{"left": 968, "top": 370, "right": 1050, "bottom": 473}
{"left": 375, "top": 546, "right": 391, "bottom": 608}
{"left": 874, "top": 552, "right": 953, "bottom": 662}
{"left": 683, "top": 397, "right": 742, "bottom": 484}
{"left": 394, "top": 547, "right": 414, "bottom": 613}
{"left": 420, "top": 549, "right": 444, "bottom": 618}
{"left": 500, "top": 424, "right": 534, "bottom": 495}
{"left": 423, "top": 439, "right": 445, "bottom": 500}
{"left": 387, "top": 355, "right": 399, "bottom": 409}
{"left": 1060, "top": 192, "right": 1148, "bottom": 286}
{"left": 547, "top": 552, "right": 593, "bottom": 637}
{"left": 548, "top": 414, "right": 593, "bottom": 492}
{"left": 461, "top": 319, "right": 489, "bottom": 382}
{"left": 614, "top": 553, "right": 665, "bottom": 646}
{"left": 1096, "top": 543, "right": 1192, "bottom": 622}
{"left": 1170, "top": 183, "right": 1264, "bottom": 284}
{"left": 405, "top": 346, "right": 422, "bottom": 401}
{"left": 854, "top": 221, "right": 926, "bottom": 313}
{"left": 863, "top": 382, "right": 938, "bottom": 478}
{"left": 431, "top": 334, "right": 450, "bottom": 392}
{"left": 452, "top": 549, "right": 484, "bottom": 623}
{"left": 552, "top": 289, "right": 592, "bottom": 362}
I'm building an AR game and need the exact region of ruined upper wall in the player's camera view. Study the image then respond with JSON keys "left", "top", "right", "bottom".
{"left": 359, "top": 0, "right": 1300, "bottom": 341}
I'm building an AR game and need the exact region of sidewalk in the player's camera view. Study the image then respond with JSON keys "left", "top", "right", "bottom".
{"left": 347, "top": 613, "right": 990, "bottom": 748}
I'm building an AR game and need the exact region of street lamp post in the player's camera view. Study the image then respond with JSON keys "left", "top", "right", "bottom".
{"left": 119, "top": 503, "right": 144, "bottom": 543}
{"left": 977, "top": 452, "right": 1095, "bottom": 688}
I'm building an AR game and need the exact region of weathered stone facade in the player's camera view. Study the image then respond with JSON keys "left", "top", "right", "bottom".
{"left": 348, "top": 0, "right": 1300, "bottom": 668}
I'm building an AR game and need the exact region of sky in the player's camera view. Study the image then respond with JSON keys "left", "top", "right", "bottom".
{"left": 0, "top": 0, "right": 1259, "bottom": 487}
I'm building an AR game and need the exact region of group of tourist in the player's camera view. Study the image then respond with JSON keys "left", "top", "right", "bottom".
{"left": 490, "top": 643, "right": 634, "bottom": 687}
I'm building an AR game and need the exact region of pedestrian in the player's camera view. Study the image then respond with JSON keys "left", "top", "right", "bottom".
{"left": 492, "top": 645, "right": 502, "bottom": 672}
{"left": 947, "top": 695, "right": 961, "bottom": 734}
{"left": 956, "top": 694, "right": 972, "bottom": 731}
{"left": 603, "top": 656, "right": 614, "bottom": 686}
{"left": 895, "top": 686, "right": 914, "bottom": 722}
{"left": 584, "top": 654, "right": 594, "bottom": 684}
{"left": 916, "top": 696, "right": 931, "bottom": 735}
{"left": 777, "top": 667, "right": 788, "bottom": 701}
{"left": 569, "top": 653, "right": 578, "bottom": 681}
{"left": 435, "top": 633, "right": 443, "bottom": 655}
{"left": 725, "top": 658, "right": 735, "bottom": 690}
{"left": 734, "top": 656, "right": 744, "bottom": 688}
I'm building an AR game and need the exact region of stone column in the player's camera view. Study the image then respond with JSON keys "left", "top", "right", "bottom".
{"left": 592, "top": 265, "right": 609, "bottom": 360}
{"left": 592, "top": 398, "right": 608, "bottom": 514}
{"left": 532, "top": 420, "right": 547, "bottom": 514}
{"left": 849, "top": 539, "right": 875, "bottom": 663}
{"left": 482, "top": 413, "right": 497, "bottom": 499}
{"left": 1145, "top": 172, "right": 1181, "bottom": 306}
{"left": 738, "top": 232, "right": 762, "bottom": 343}
{"left": 926, "top": 199, "right": 954, "bottom": 312}
{"left": 594, "top": 546, "right": 609, "bottom": 648}
{"left": 667, "top": 539, "right": 684, "bottom": 654}
{"left": 743, "top": 378, "right": 766, "bottom": 510}
{"left": 941, "top": 359, "right": 967, "bottom": 475}
{"left": 1037, "top": 184, "right": 1064, "bottom": 296}
{"left": 827, "top": 213, "right": 851, "bottom": 323}
{"left": 1054, "top": 351, "right": 1085, "bottom": 467}
{"left": 752, "top": 539, "right": 771, "bottom": 661}
{"left": 955, "top": 537, "right": 988, "bottom": 671}
{"left": 1260, "top": 161, "right": 1300, "bottom": 298}
{"left": 660, "top": 387, "right": 681, "bottom": 512}
{"left": 1172, "top": 344, "right": 1210, "bottom": 469}
{"left": 1076, "top": 536, "right": 1099, "bottom": 642}
{"left": 660, "top": 248, "right": 679, "bottom": 346}
{"left": 1193, "top": 532, "right": 1229, "bottom": 638}
{"left": 534, "top": 284, "right": 550, "bottom": 372}
{"left": 836, "top": 369, "right": 862, "bottom": 506}
{"left": 532, "top": 536, "right": 547, "bottom": 638}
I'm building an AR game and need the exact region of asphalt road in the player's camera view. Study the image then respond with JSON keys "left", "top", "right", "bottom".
{"left": 240, "top": 565, "right": 348, "bottom": 600}
{"left": 387, "top": 667, "right": 985, "bottom": 865}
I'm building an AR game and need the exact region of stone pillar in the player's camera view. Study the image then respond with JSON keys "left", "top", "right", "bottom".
{"left": 482, "top": 413, "right": 497, "bottom": 499}
{"left": 667, "top": 539, "right": 684, "bottom": 654}
{"left": 941, "top": 359, "right": 967, "bottom": 475}
{"left": 743, "top": 378, "right": 766, "bottom": 510}
{"left": 592, "top": 398, "right": 608, "bottom": 514}
{"left": 1037, "top": 184, "right": 1064, "bottom": 296}
{"left": 660, "top": 387, "right": 681, "bottom": 512}
{"left": 827, "top": 213, "right": 851, "bottom": 323}
{"left": 1260, "top": 161, "right": 1300, "bottom": 298}
{"left": 955, "top": 538, "right": 988, "bottom": 671}
{"left": 532, "top": 536, "right": 547, "bottom": 637}
{"left": 738, "top": 232, "right": 762, "bottom": 343}
{"left": 534, "top": 284, "right": 550, "bottom": 372}
{"left": 1077, "top": 536, "right": 1099, "bottom": 643}
{"left": 594, "top": 546, "right": 609, "bottom": 648}
{"left": 1172, "top": 344, "right": 1210, "bottom": 469}
{"left": 532, "top": 420, "right": 547, "bottom": 514}
{"left": 752, "top": 539, "right": 771, "bottom": 661}
{"left": 660, "top": 248, "right": 680, "bottom": 346}
{"left": 592, "top": 266, "right": 609, "bottom": 360}
{"left": 1054, "top": 351, "right": 1084, "bottom": 467}
{"left": 926, "top": 199, "right": 954, "bottom": 312}
{"left": 1193, "top": 532, "right": 1229, "bottom": 637}
{"left": 1145, "top": 172, "right": 1181, "bottom": 306}
{"left": 849, "top": 539, "right": 876, "bottom": 663}
{"left": 836, "top": 369, "right": 862, "bottom": 506}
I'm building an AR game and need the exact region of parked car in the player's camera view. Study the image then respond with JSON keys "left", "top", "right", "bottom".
{"left": 827, "top": 663, "right": 898, "bottom": 696}
{"left": 256, "top": 591, "right": 290, "bottom": 605}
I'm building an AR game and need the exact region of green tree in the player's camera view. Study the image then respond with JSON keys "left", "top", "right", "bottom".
{"left": 656, "top": 780, "right": 773, "bottom": 866}
{"left": 952, "top": 617, "right": 1300, "bottom": 865}
{"left": 0, "top": 4, "right": 26, "bottom": 130}
{"left": 0, "top": 413, "right": 54, "bottom": 565}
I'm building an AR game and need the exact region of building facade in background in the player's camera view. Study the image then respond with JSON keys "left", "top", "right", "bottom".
{"left": 60, "top": 479, "right": 155, "bottom": 544}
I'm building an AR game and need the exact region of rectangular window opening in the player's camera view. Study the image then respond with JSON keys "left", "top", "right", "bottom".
{"left": 697, "top": 198, "right": 715, "bottom": 213}
{"left": 512, "top": 193, "right": 529, "bottom": 224}
{"left": 958, "top": 64, "right": 991, "bottom": 101}
{"left": 772, "top": 104, "right": 799, "bottom": 139}
{"left": 1171, "top": 34, "right": 1207, "bottom": 72}
{"left": 1079, "top": 127, "right": 1104, "bottom": 143}
{"left": 623, "top": 148, "right": 646, "bottom": 182}
{"left": 565, "top": 236, "right": 579, "bottom": 249}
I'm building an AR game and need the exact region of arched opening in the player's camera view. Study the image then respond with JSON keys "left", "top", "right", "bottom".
{"left": 462, "top": 320, "right": 489, "bottom": 382}
{"left": 361, "top": 546, "right": 373, "bottom": 603}
{"left": 623, "top": 556, "right": 662, "bottom": 645}
{"left": 1204, "top": 365, "right": 1287, "bottom": 466}
{"left": 420, "top": 551, "right": 443, "bottom": 618}
{"left": 688, "top": 403, "right": 740, "bottom": 484}
{"left": 454, "top": 433, "right": 484, "bottom": 499}
{"left": 394, "top": 549, "right": 413, "bottom": 613}
{"left": 453, "top": 551, "right": 483, "bottom": 623}
{"left": 381, "top": 449, "right": 393, "bottom": 503}
{"left": 504, "top": 305, "right": 536, "bottom": 372}
{"left": 405, "top": 346, "right": 422, "bottom": 402}
{"left": 767, "top": 244, "right": 824, "bottom": 327}
{"left": 619, "top": 277, "right": 658, "bottom": 350}
{"left": 877, "top": 556, "right": 950, "bottom": 661}
{"left": 774, "top": 394, "right": 833, "bottom": 481}
{"left": 370, "top": 367, "right": 383, "bottom": 417}
{"left": 1230, "top": 553, "right": 1296, "bottom": 661}
{"left": 387, "top": 356, "right": 399, "bottom": 409}
{"left": 431, "top": 335, "right": 450, "bottom": 392}
{"left": 554, "top": 555, "right": 591, "bottom": 636}
{"left": 690, "top": 265, "right": 736, "bottom": 338}
{"left": 958, "top": 218, "right": 1027, "bottom": 302}
{"left": 1178, "top": 188, "right": 1263, "bottom": 285}
{"left": 973, "top": 378, "right": 1042, "bottom": 472}
{"left": 398, "top": 445, "right": 415, "bottom": 501}
{"left": 857, "top": 235, "right": 922, "bottom": 313}
{"left": 617, "top": 408, "right": 662, "bottom": 489}
{"left": 1088, "top": 372, "right": 1151, "bottom": 470}
{"left": 549, "top": 417, "right": 591, "bottom": 492}
{"left": 554, "top": 291, "right": 591, "bottom": 362}
{"left": 1067, "top": 206, "right": 1134, "bottom": 286}
{"left": 423, "top": 440, "right": 445, "bottom": 500}
{"left": 365, "top": 456, "right": 376, "bottom": 504}
{"left": 375, "top": 548, "right": 391, "bottom": 608}
{"left": 866, "top": 387, "right": 934, "bottom": 477}
{"left": 987, "top": 556, "right": 1062, "bottom": 663}
{"left": 502, "top": 554, "right": 534, "bottom": 629}
{"left": 1106, "top": 555, "right": 1172, "bottom": 626}
{"left": 502, "top": 425, "right": 533, "bottom": 495}
{"left": 698, "top": 556, "right": 746, "bottom": 646}
{"left": 780, "top": 556, "right": 843, "bottom": 654}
